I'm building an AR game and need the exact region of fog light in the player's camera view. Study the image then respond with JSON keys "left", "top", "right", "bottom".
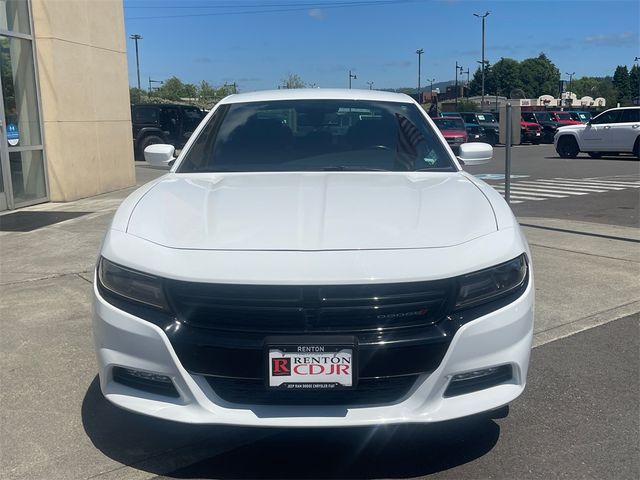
{"left": 444, "top": 365, "right": 512, "bottom": 397}
{"left": 112, "top": 366, "right": 179, "bottom": 398}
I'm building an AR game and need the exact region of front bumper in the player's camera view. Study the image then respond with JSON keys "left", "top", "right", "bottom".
{"left": 92, "top": 274, "right": 534, "bottom": 427}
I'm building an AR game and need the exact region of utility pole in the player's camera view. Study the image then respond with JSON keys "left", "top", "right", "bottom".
{"left": 348, "top": 70, "right": 357, "bottom": 89}
{"left": 148, "top": 77, "right": 163, "bottom": 94}
{"left": 462, "top": 68, "right": 470, "bottom": 97}
{"left": 565, "top": 72, "right": 575, "bottom": 107}
{"left": 416, "top": 48, "right": 424, "bottom": 93}
{"left": 473, "top": 11, "right": 490, "bottom": 108}
{"left": 427, "top": 78, "right": 435, "bottom": 94}
{"left": 455, "top": 61, "right": 461, "bottom": 109}
{"left": 130, "top": 34, "right": 143, "bottom": 91}
{"left": 366, "top": 81, "right": 374, "bottom": 90}
{"left": 635, "top": 57, "right": 640, "bottom": 104}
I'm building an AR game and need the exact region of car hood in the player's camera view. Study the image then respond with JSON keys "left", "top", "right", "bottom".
{"left": 126, "top": 172, "right": 497, "bottom": 251}
{"left": 439, "top": 129, "right": 467, "bottom": 137}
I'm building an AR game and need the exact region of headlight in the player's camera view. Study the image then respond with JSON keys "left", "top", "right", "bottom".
{"left": 97, "top": 257, "right": 169, "bottom": 310}
{"left": 455, "top": 254, "right": 528, "bottom": 309}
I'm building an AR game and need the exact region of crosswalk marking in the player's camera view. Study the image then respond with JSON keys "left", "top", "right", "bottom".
{"left": 513, "top": 182, "right": 609, "bottom": 193}
{"left": 480, "top": 175, "right": 639, "bottom": 206}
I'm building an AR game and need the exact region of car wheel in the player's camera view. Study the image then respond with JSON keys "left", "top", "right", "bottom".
{"left": 137, "top": 135, "right": 164, "bottom": 161}
{"left": 588, "top": 152, "right": 602, "bottom": 158}
{"left": 556, "top": 136, "right": 579, "bottom": 158}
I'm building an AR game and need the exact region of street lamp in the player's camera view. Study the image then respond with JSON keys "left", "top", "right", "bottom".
{"left": 427, "top": 78, "right": 435, "bottom": 94}
{"left": 416, "top": 48, "right": 424, "bottom": 93}
{"left": 462, "top": 68, "right": 470, "bottom": 97}
{"left": 473, "top": 11, "right": 490, "bottom": 108}
{"left": 366, "top": 81, "right": 374, "bottom": 90}
{"left": 565, "top": 71, "right": 575, "bottom": 107}
{"left": 455, "top": 62, "right": 464, "bottom": 109}
{"left": 129, "top": 34, "right": 143, "bottom": 91}
{"left": 635, "top": 57, "right": 640, "bottom": 103}
{"left": 348, "top": 70, "right": 357, "bottom": 89}
{"left": 148, "top": 77, "right": 163, "bottom": 94}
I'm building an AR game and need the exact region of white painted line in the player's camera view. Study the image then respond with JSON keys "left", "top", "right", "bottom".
{"left": 499, "top": 186, "right": 587, "bottom": 195}
{"left": 548, "top": 179, "right": 638, "bottom": 188}
{"left": 513, "top": 182, "right": 608, "bottom": 193}
{"left": 529, "top": 180, "right": 623, "bottom": 191}
{"left": 494, "top": 187, "right": 568, "bottom": 198}
{"left": 507, "top": 194, "right": 546, "bottom": 201}
{"left": 554, "top": 178, "right": 640, "bottom": 187}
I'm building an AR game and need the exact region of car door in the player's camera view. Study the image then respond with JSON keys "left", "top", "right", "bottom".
{"left": 612, "top": 108, "right": 640, "bottom": 152}
{"left": 581, "top": 109, "right": 621, "bottom": 151}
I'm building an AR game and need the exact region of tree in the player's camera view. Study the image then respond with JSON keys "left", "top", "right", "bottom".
{"left": 613, "top": 65, "right": 631, "bottom": 105}
{"left": 468, "top": 62, "right": 495, "bottom": 97}
{"left": 282, "top": 73, "right": 305, "bottom": 89}
{"left": 492, "top": 58, "right": 522, "bottom": 97}
{"left": 198, "top": 80, "right": 217, "bottom": 102}
{"left": 154, "top": 76, "right": 186, "bottom": 100}
{"left": 518, "top": 53, "right": 560, "bottom": 98}
{"left": 630, "top": 64, "right": 640, "bottom": 103}
{"left": 129, "top": 87, "right": 146, "bottom": 104}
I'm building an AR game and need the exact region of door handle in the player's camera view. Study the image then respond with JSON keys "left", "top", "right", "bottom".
{"left": 632, "top": 124, "right": 640, "bottom": 128}
{"left": 603, "top": 126, "right": 611, "bottom": 129}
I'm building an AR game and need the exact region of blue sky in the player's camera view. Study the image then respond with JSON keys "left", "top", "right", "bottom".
{"left": 124, "top": 0, "right": 640, "bottom": 92}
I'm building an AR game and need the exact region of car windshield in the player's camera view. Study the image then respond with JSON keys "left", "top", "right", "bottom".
{"left": 476, "top": 113, "right": 496, "bottom": 123}
{"left": 556, "top": 112, "right": 572, "bottom": 120}
{"left": 535, "top": 112, "right": 552, "bottom": 122}
{"left": 578, "top": 112, "right": 591, "bottom": 121}
{"left": 433, "top": 118, "right": 465, "bottom": 130}
{"left": 178, "top": 99, "right": 455, "bottom": 173}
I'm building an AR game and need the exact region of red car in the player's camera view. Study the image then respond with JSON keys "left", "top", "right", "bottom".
{"left": 520, "top": 120, "right": 542, "bottom": 144}
{"left": 549, "top": 111, "right": 582, "bottom": 125}
{"left": 432, "top": 117, "right": 468, "bottom": 153}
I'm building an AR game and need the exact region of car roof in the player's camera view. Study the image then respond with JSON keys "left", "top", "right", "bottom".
{"left": 217, "top": 88, "right": 415, "bottom": 105}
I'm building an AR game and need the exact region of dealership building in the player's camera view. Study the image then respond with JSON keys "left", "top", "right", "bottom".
{"left": 0, "top": 0, "right": 134, "bottom": 211}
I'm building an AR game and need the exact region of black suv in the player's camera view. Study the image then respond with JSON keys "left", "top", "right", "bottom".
{"left": 459, "top": 112, "right": 499, "bottom": 146}
{"left": 521, "top": 111, "right": 563, "bottom": 144}
{"left": 131, "top": 104, "right": 206, "bottom": 160}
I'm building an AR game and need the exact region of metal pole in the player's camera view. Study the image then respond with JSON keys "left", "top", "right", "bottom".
{"left": 635, "top": 57, "right": 640, "bottom": 103}
{"left": 416, "top": 48, "right": 424, "bottom": 93}
{"left": 367, "top": 81, "right": 374, "bottom": 90}
{"left": 130, "top": 34, "right": 142, "bottom": 91}
{"left": 474, "top": 12, "right": 490, "bottom": 109}
{"left": 505, "top": 102, "right": 512, "bottom": 205}
{"left": 349, "top": 70, "right": 357, "bottom": 89}
{"left": 455, "top": 61, "right": 459, "bottom": 109}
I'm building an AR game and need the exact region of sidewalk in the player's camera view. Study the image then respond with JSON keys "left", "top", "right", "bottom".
{"left": 1, "top": 166, "right": 639, "bottom": 479}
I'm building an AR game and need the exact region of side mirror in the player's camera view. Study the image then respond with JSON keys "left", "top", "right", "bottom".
{"left": 144, "top": 144, "right": 175, "bottom": 167}
{"left": 457, "top": 142, "right": 493, "bottom": 166}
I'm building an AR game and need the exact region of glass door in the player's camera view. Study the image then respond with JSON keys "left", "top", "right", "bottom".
{"left": 0, "top": 1, "right": 47, "bottom": 211}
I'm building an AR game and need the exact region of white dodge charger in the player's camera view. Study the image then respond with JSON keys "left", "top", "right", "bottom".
{"left": 92, "top": 89, "right": 534, "bottom": 427}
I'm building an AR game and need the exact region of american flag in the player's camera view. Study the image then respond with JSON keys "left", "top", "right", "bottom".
{"left": 395, "top": 113, "right": 425, "bottom": 170}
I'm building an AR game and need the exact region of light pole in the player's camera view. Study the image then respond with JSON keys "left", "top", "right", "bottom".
{"left": 349, "top": 70, "right": 357, "bottom": 89}
{"left": 462, "top": 68, "right": 470, "bottom": 97}
{"left": 635, "top": 57, "right": 640, "bottom": 103}
{"left": 455, "top": 62, "right": 463, "bottom": 109}
{"left": 148, "top": 77, "right": 163, "bottom": 94}
{"left": 366, "top": 81, "right": 374, "bottom": 90}
{"left": 565, "top": 71, "right": 575, "bottom": 107}
{"left": 130, "top": 34, "right": 142, "bottom": 91}
{"left": 416, "top": 48, "right": 424, "bottom": 93}
{"left": 473, "top": 11, "right": 490, "bottom": 108}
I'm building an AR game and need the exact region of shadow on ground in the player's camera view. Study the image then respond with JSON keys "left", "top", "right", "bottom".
{"left": 544, "top": 154, "right": 639, "bottom": 161}
{"left": 82, "top": 376, "right": 503, "bottom": 479}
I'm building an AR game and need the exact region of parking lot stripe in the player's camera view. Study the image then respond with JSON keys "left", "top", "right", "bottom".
{"left": 528, "top": 180, "right": 623, "bottom": 191}
{"left": 513, "top": 182, "right": 609, "bottom": 193}
{"left": 554, "top": 179, "right": 640, "bottom": 188}
{"left": 493, "top": 187, "right": 568, "bottom": 198}
{"left": 499, "top": 186, "right": 588, "bottom": 195}
{"left": 505, "top": 194, "right": 545, "bottom": 201}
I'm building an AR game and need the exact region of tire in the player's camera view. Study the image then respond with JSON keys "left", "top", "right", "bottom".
{"left": 556, "top": 136, "right": 579, "bottom": 158}
{"left": 588, "top": 152, "right": 602, "bottom": 158}
{"left": 136, "top": 135, "right": 164, "bottom": 161}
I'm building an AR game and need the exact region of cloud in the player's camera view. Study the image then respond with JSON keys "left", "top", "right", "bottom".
{"left": 195, "top": 57, "right": 213, "bottom": 64}
{"left": 383, "top": 60, "right": 412, "bottom": 68}
{"left": 308, "top": 8, "right": 325, "bottom": 20}
{"left": 582, "top": 31, "right": 638, "bottom": 47}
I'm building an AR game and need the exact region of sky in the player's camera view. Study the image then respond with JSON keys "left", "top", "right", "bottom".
{"left": 123, "top": 0, "right": 640, "bottom": 92}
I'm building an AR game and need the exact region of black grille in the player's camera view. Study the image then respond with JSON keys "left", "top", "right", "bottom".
{"left": 206, "top": 375, "right": 420, "bottom": 406}
{"left": 165, "top": 280, "right": 454, "bottom": 334}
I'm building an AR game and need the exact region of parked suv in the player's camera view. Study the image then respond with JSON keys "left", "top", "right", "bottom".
{"left": 459, "top": 112, "right": 499, "bottom": 146}
{"left": 521, "top": 111, "right": 563, "bottom": 143}
{"left": 554, "top": 107, "right": 640, "bottom": 158}
{"left": 131, "top": 104, "right": 206, "bottom": 160}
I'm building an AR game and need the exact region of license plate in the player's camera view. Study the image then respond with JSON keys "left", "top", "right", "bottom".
{"left": 266, "top": 337, "right": 356, "bottom": 390}
{"left": 536, "top": 132, "right": 541, "bottom": 136}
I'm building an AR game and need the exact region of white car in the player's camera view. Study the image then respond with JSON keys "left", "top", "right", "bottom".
{"left": 93, "top": 89, "right": 534, "bottom": 427}
{"left": 554, "top": 106, "right": 640, "bottom": 158}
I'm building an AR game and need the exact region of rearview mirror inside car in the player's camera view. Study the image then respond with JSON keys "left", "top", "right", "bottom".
{"left": 457, "top": 142, "right": 493, "bottom": 166}
{"left": 144, "top": 144, "right": 175, "bottom": 167}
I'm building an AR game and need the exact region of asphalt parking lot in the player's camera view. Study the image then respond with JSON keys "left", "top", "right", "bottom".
{"left": 1, "top": 144, "right": 638, "bottom": 479}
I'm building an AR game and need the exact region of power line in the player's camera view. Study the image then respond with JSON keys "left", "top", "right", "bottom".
{"left": 128, "top": 0, "right": 422, "bottom": 20}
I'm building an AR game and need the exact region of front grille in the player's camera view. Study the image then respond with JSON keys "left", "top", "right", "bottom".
{"left": 165, "top": 280, "right": 455, "bottom": 334}
{"left": 206, "top": 375, "right": 420, "bottom": 406}
{"left": 526, "top": 125, "right": 540, "bottom": 131}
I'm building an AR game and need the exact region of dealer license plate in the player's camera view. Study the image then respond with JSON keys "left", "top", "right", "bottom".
{"left": 267, "top": 343, "right": 355, "bottom": 389}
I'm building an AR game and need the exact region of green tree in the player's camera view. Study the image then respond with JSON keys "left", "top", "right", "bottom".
{"left": 518, "top": 53, "right": 560, "bottom": 98}
{"left": 129, "top": 87, "right": 146, "bottom": 104}
{"left": 630, "top": 64, "right": 640, "bottom": 103}
{"left": 492, "top": 58, "right": 522, "bottom": 97}
{"left": 155, "top": 76, "right": 186, "bottom": 100}
{"left": 468, "top": 62, "right": 495, "bottom": 97}
{"left": 613, "top": 65, "right": 631, "bottom": 105}
{"left": 198, "top": 80, "right": 217, "bottom": 102}
{"left": 282, "top": 73, "right": 305, "bottom": 89}
{"left": 571, "top": 76, "right": 602, "bottom": 98}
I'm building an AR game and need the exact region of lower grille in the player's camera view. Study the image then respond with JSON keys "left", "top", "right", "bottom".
{"left": 206, "top": 375, "right": 420, "bottom": 406}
